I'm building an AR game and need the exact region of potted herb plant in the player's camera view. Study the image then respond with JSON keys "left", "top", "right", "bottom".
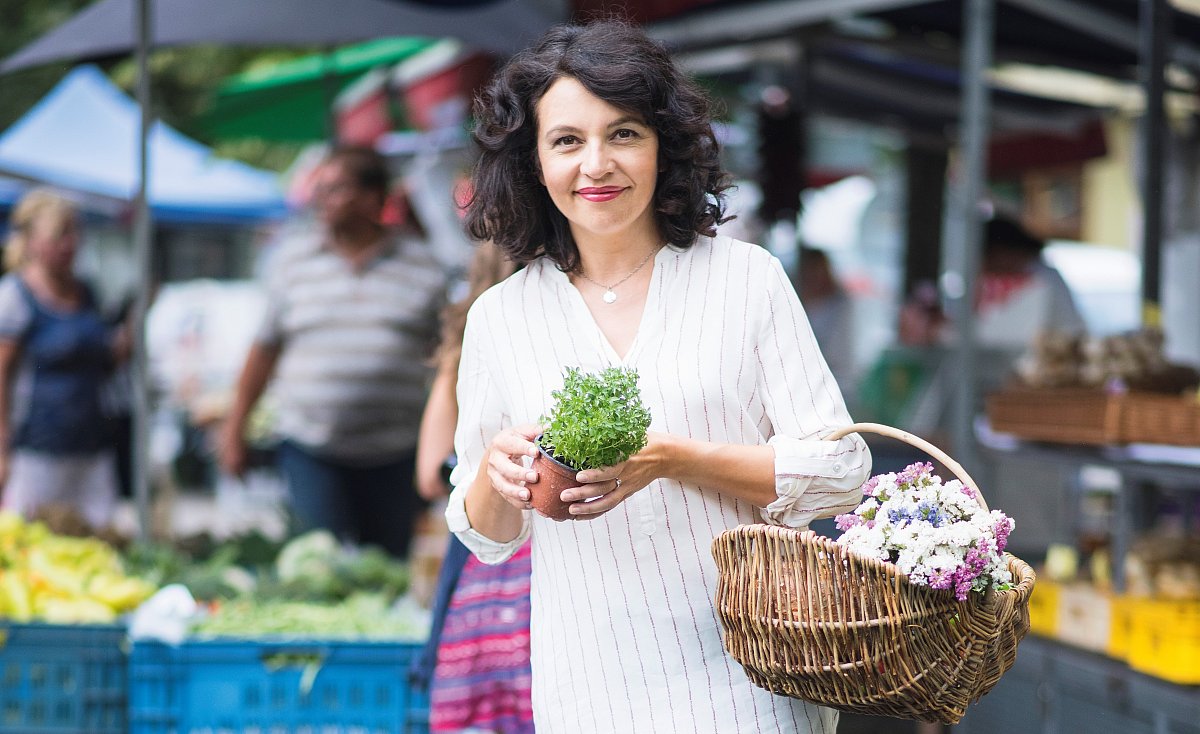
{"left": 531, "top": 366, "right": 652, "bottom": 520}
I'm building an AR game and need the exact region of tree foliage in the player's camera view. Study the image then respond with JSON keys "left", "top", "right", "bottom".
{"left": 0, "top": 0, "right": 95, "bottom": 133}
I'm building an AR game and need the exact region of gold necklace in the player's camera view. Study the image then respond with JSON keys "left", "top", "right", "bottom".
{"left": 576, "top": 247, "right": 658, "bottom": 304}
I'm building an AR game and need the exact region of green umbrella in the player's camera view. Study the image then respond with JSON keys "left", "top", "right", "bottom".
{"left": 201, "top": 36, "right": 435, "bottom": 142}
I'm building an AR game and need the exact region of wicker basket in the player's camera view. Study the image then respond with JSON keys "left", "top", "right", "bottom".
{"left": 985, "top": 387, "right": 1123, "bottom": 445}
{"left": 1119, "top": 392, "right": 1200, "bottom": 446}
{"left": 711, "top": 423, "right": 1036, "bottom": 725}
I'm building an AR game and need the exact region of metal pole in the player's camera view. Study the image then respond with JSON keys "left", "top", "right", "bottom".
{"left": 1138, "top": 0, "right": 1170, "bottom": 327}
{"left": 947, "top": 0, "right": 994, "bottom": 469}
{"left": 132, "top": 0, "right": 154, "bottom": 539}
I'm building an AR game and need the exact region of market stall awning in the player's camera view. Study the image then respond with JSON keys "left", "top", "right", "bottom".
{"left": 0, "top": 0, "right": 557, "bottom": 72}
{"left": 0, "top": 65, "right": 286, "bottom": 222}
{"left": 201, "top": 37, "right": 438, "bottom": 141}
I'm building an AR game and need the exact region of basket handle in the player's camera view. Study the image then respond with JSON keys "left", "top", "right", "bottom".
{"left": 824, "top": 422, "right": 989, "bottom": 512}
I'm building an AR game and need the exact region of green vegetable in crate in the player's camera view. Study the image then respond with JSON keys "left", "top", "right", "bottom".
{"left": 192, "top": 592, "right": 427, "bottom": 639}
{"left": 266, "top": 530, "right": 409, "bottom": 602}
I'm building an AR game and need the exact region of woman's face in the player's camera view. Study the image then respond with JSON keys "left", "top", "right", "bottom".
{"left": 535, "top": 77, "right": 660, "bottom": 245}
{"left": 27, "top": 210, "right": 79, "bottom": 273}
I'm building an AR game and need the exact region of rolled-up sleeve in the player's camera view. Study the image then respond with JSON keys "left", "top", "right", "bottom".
{"left": 755, "top": 255, "right": 871, "bottom": 527}
{"left": 444, "top": 295, "right": 531, "bottom": 564}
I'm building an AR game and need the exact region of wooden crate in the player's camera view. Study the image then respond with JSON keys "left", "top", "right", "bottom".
{"left": 986, "top": 387, "right": 1123, "bottom": 445}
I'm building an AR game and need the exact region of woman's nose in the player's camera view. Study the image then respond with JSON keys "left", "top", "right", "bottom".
{"left": 580, "top": 142, "right": 613, "bottom": 178}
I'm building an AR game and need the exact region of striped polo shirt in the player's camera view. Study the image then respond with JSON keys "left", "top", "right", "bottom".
{"left": 257, "top": 232, "right": 447, "bottom": 463}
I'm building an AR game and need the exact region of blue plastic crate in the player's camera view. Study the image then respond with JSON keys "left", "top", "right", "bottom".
{"left": 129, "top": 638, "right": 430, "bottom": 734}
{"left": 0, "top": 622, "right": 127, "bottom": 734}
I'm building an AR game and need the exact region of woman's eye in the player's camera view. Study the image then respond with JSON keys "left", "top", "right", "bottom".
{"left": 554, "top": 135, "right": 580, "bottom": 146}
{"left": 614, "top": 128, "right": 639, "bottom": 140}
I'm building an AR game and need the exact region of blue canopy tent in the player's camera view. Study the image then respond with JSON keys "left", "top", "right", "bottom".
{"left": 0, "top": 65, "right": 286, "bottom": 223}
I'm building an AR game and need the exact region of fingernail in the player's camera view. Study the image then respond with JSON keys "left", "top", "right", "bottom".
{"left": 561, "top": 492, "right": 574, "bottom": 502}
{"left": 576, "top": 472, "right": 589, "bottom": 482}
{"left": 526, "top": 471, "right": 537, "bottom": 482}
{"left": 521, "top": 490, "right": 530, "bottom": 501}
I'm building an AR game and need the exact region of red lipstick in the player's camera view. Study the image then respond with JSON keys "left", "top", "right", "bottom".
{"left": 576, "top": 186, "right": 623, "bottom": 202}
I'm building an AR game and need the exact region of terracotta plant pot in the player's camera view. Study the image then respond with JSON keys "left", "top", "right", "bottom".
{"left": 529, "top": 437, "right": 579, "bottom": 521}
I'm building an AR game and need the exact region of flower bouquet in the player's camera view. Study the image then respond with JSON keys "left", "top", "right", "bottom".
{"left": 835, "top": 461, "right": 1015, "bottom": 601}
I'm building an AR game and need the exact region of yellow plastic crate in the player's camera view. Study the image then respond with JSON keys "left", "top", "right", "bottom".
{"left": 1127, "top": 598, "right": 1200, "bottom": 684}
{"left": 1056, "top": 584, "right": 1111, "bottom": 653}
{"left": 1027, "top": 579, "right": 1061, "bottom": 637}
{"left": 1107, "top": 594, "right": 1135, "bottom": 661}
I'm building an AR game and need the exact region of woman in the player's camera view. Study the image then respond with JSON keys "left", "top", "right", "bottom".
{"left": 413, "top": 240, "right": 533, "bottom": 734}
{"left": 447, "top": 21, "right": 871, "bottom": 734}
{"left": 0, "top": 189, "right": 126, "bottom": 528}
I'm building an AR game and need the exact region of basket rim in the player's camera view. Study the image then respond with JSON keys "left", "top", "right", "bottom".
{"left": 713, "top": 524, "right": 1036, "bottom": 604}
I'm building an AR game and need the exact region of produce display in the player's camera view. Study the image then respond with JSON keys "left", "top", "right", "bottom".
{"left": 1014, "top": 327, "right": 1199, "bottom": 393}
{"left": 192, "top": 593, "right": 426, "bottom": 639}
{"left": 0, "top": 512, "right": 156, "bottom": 623}
{"left": 127, "top": 528, "right": 424, "bottom": 640}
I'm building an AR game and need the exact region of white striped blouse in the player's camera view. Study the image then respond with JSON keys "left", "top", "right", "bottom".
{"left": 446, "top": 235, "right": 872, "bottom": 734}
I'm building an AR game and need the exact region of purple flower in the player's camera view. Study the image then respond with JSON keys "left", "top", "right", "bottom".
{"left": 928, "top": 568, "right": 954, "bottom": 590}
{"left": 994, "top": 517, "right": 1013, "bottom": 552}
{"left": 954, "top": 578, "right": 974, "bottom": 601}
{"left": 861, "top": 476, "right": 880, "bottom": 497}
{"left": 897, "top": 462, "right": 934, "bottom": 488}
{"left": 835, "top": 513, "right": 861, "bottom": 531}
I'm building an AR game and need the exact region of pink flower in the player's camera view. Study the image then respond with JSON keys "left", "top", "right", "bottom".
{"left": 835, "top": 513, "right": 861, "bottom": 531}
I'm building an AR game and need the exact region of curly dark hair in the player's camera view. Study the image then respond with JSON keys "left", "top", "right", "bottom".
{"left": 465, "top": 20, "right": 731, "bottom": 272}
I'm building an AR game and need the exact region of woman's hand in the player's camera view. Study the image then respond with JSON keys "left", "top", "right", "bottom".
{"left": 560, "top": 431, "right": 671, "bottom": 520}
{"left": 416, "top": 468, "right": 450, "bottom": 501}
{"left": 484, "top": 423, "right": 542, "bottom": 511}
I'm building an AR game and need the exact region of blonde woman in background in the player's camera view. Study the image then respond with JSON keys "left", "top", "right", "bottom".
{"left": 0, "top": 189, "right": 128, "bottom": 528}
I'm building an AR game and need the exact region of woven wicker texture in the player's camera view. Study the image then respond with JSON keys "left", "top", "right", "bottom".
{"left": 1120, "top": 392, "right": 1200, "bottom": 446}
{"left": 711, "top": 423, "right": 1036, "bottom": 724}
{"left": 986, "top": 387, "right": 1123, "bottom": 445}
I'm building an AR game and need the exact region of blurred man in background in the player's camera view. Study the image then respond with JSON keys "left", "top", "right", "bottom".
{"left": 218, "top": 145, "right": 447, "bottom": 558}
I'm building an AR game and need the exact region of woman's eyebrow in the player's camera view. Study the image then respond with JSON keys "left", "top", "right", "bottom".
{"left": 609, "top": 116, "right": 647, "bottom": 128}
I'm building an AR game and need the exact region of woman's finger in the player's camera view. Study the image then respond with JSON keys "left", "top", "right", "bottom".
{"left": 574, "top": 461, "right": 627, "bottom": 484}
{"left": 566, "top": 477, "right": 635, "bottom": 519}
{"left": 493, "top": 426, "right": 539, "bottom": 459}
{"left": 487, "top": 463, "right": 533, "bottom": 509}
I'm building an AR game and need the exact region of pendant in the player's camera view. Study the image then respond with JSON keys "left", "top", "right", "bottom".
{"left": 602, "top": 289, "right": 617, "bottom": 304}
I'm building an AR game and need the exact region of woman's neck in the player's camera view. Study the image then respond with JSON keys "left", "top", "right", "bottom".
{"left": 572, "top": 229, "right": 662, "bottom": 283}
{"left": 23, "top": 263, "right": 81, "bottom": 307}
